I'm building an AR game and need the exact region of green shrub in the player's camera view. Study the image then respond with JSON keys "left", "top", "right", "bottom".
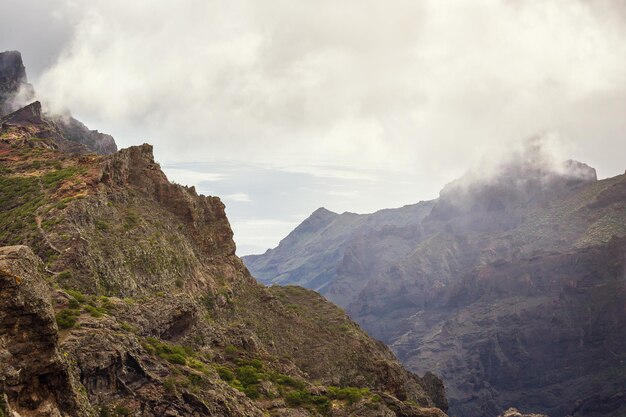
{"left": 143, "top": 338, "right": 195, "bottom": 366}
{"left": 163, "top": 377, "right": 176, "bottom": 394}
{"left": 270, "top": 373, "right": 305, "bottom": 389}
{"left": 68, "top": 297, "right": 80, "bottom": 309}
{"left": 42, "top": 167, "right": 79, "bottom": 186}
{"left": 161, "top": 353, "right": 187, "bottom": 365}
{"left": 285, "top": 390, "right": 330, "bottom": 413}
{"left": 187, "top": 373, "right": 205, "bottom": 387}
{"left": 243, "top": 384, "right": 261, "bottom": 399}
{"left": 56, "top": 309, "right": 81, "bottom": 329}
{"left": 65, "top": 288, "right": 86, "bottom": 302}
{"left": 120, "top": 322, "right": 136, "bottom": 332}
{"left": 187, "top": 358, "right": 208, "bottom": 373}
{"left": 123, "top": 209, "right": 140, "bottom": 230}
{"left": 216, "top": 366, "right": 235, "bottom": 382}
{"left": 327, "top": 386, "right": 370, "bottom": 404}
{"left": 224, "top": 345, "right": 238, "bottom": 360}
{"left": 84, "top": 304, "right": 106, "bottom": 318}
{"left": 95, "top": 219, "right": 109, "bottom": 231}
{"left": 236, "top": 365, "right": 262, "bottom": 386}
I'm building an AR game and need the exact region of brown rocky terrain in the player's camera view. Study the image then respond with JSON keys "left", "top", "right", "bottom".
{"left": 244, "top": 141, "right": 626, "bottom": 417}
{"left": 0, "top": 50, "right": 449, "bottom": 417}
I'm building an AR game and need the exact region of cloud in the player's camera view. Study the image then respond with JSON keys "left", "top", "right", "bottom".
{"left": 8, "top": 0, "right": 619, "bottom": 178}
{"left": 224, "top": 193, "right": 252, "bottom": 202}
{"left": 161, "top": 167, "right": 227, "bottom": 187}
{"left": 230, "top": 218, "right": 302, "bottom": 255}
{"left": 3, "top": 0, "right": 626, "bottom": 253}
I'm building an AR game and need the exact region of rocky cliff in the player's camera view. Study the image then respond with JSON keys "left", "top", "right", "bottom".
{"left": 0, "top": 63, "right": 449, "bottom": 416}
{"left": 0, "top": 51, "right": 34, "bottom": 115}
{"left": 244, "top": 142, "right": 626, "bottom": 417}
{"left": 0, "top": 50, "right": 117, "bottom": 155}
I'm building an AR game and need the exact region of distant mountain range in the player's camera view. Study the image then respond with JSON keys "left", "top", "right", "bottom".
{"left": 244, "top": 141, "right": 626, "bottom": 417}
{"left": 0, "top": 50, "right": 449, "bottom": 417}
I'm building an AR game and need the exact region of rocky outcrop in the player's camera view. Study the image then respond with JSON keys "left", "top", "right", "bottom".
{"left": 0, "top": 50, "right": 117, "bottom": 155}
{"left": 1, "top": 100, "right": 44, "bottom": 125}
{"left": 98, "top": 144, "right": 235, "bottom": 258}
{"left": 0, "top": 51, "right": 34, "bottom": 116}
{"left": 244, "top": 143, "right": 626, "bottom": 417}
{"left": 0, "top": 246, "right": 87, "bottom": 417}
{"left": 53, "top": 115, "right": 118, "bottom": 155}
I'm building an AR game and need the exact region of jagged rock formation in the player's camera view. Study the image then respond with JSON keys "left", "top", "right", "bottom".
{"left": 0, "top": 51, "right": 34, "bottom": 115}
{"left": 0, "top": 108, "right": 449, "bottom": 416}
{"left": 0, "top": 50, "right": 117, "bottom": 155}
{"left": 244, "top": 141, "right": 626, "bottom": 417}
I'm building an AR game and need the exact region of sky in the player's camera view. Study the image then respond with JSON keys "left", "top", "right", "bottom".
{"left": 1, "top": 0, "right": 626, "bottom": 255}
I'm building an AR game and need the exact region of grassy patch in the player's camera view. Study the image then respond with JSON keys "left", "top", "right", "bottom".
{"left": 56, "top": 308, "right": 81, "bottom": 329}
{"left": 143, "top": 337, "right": 195, "bottom": 366}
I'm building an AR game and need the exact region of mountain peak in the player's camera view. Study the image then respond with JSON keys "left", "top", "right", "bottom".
{"left": 1, "top": 100, "right": 43, "bottom": 125}
{"left": 0, "top": 50, "right": 35, "bottom": 115}
{"left": 311, "top": 206, "right": 337, "bottom": 216}
{"left": 0, "top": 50, "right": 27, "bottom": 86}
{"left": 0, "top": 50, "right": 116, "bottom": 155}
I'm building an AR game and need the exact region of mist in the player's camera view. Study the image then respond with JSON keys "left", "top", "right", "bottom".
{"left": 2, "top": 0, "right": 626, "bottom": 253}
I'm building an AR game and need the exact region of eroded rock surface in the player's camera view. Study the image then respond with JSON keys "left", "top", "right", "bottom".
{"left": 0, "top": 246, "right": 86, "bottom": 417}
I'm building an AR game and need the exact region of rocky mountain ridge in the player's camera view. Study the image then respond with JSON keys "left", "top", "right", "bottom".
{"left": 0, "top": 51, "right": 117, "bottom": 155}
{"left": 243, "top": 143, "right": 626, "bottom": 417}
{"left": 0, "top": 51, "right": 448, "bottom": 417}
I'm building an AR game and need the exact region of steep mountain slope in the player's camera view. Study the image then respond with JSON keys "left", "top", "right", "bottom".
{"left": 245, "top": 202, "right": 435, "bottom": 306}
{"left": 0, "top": 53, "right": 448, "bottom": 417}
{"left": 243, "top": 142, "right": 626, "bottom": 417}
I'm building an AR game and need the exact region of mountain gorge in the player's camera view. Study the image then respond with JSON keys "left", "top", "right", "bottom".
{"left": 0, "top": 50, "right": 449, "bottom": 417}
{"left": 244, "top": 141, "right": 626, "bottom": 417}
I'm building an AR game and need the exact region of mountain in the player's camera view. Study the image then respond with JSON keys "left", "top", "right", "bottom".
{"left": 243, "top": 140, "right": 626, "bottom": 417}
{"left": 0, "top": 51, "right": 448, "bottom": 417}
{"left": 0, "top": 51, "right": 117, "bottom": 155}
{"left": 0, "top": 50, "right": 35, "bottom": 115}
{"left": 244, "top": 202, "right": 435, "bottom": 306}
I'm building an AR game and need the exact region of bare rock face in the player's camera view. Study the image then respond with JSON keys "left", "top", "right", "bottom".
{"left": 52, "top": 114, "right": 118, "bottom": 155}
{"left": 0, "top": 100, "right": 44, "bottom": 125}
{"left": 0, "top": 50, "right": 117, "bottom": 155}
{"left": 98, "top": 144, "right": 235, "bottom": 258}
{"left": 0, "top": 51, "right": 35, "bottom": 116}
{"left": 0, "top": 246, "right": 87, "bottom": 417}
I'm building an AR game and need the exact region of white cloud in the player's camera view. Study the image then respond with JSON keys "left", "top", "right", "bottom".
{"left": 17, "top": 0, "right": 623, "bottom": 178}
{"left": 224, "top": 193, "right": 252, "bottom": 202}
{"left": 3, "top": 0, "right": 626, "bottom": 252}
{"left": 230, "top": 218, "right": 301, "bottom": 255}
{"left": 161, "top": 167, "right": 227, "bottom": 188}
